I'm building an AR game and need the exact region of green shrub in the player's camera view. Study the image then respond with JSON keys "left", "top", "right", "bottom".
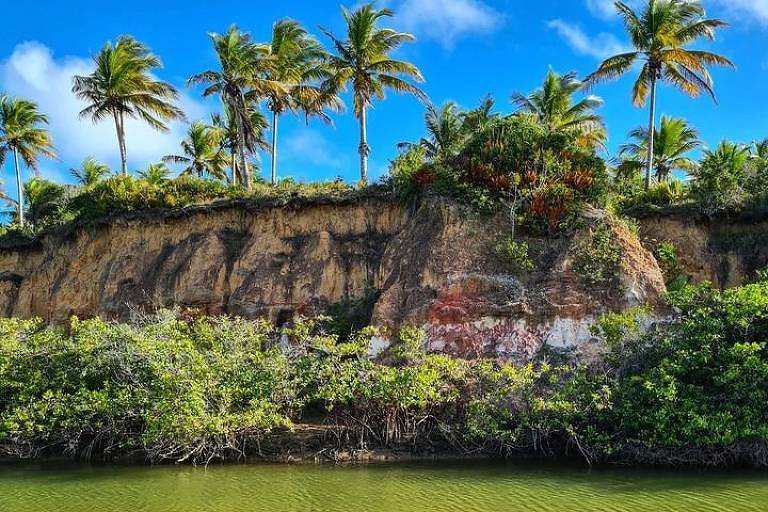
{"left": 572, "top": 225, "right": 622, "bottom": 287}
{"left": 610, "top": 282, "right": 768, "bottom": 449}
{"left": 2, "top": 280, "right": 768, "bottom": 465}
{"left": 494, "top": 236, "right": 535, "bottom": 274}
{"left": 622, "top": 180, "right": 687, "bottom": 209}
{"left": 689, "top": 142, "right": 748, "bottom": 211}
{"left": 389, "top": 325, "right": 427, "bottom": 363}
{"left": 0, "top": 314, "right": 293, "bottom": 462}
{"left": 650, "top": 239, "right": 686, "bottom": 287}
{"left": 387, "top": 145, "right": 427, "bottom": 198}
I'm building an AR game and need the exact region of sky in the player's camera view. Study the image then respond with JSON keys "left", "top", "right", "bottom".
{"left": 1, "top": 0, "right": 767, "bottom": 200}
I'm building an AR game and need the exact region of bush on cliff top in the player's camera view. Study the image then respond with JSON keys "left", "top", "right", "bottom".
{"left": 0, "top": 175, "right": 379, "bottom": 245}
{"left": 387, "top": 102, "right": 609, "bottom": 232}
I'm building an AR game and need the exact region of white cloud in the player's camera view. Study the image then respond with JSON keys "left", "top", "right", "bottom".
{"left": 548, "top": 20, "right": 630, "bottom": 60}
{"left": 713, "top": 0, "right": 768, "bottom": 25}
{"left": 283, "top": 129, "right": 344, "bottom": 172}
{"left": 585, "top": 0, "right": 643, "bottom": 20}
{"left": 395, "top": 0, "right": 502, "bottom": 48}
{"left": 585, "top": 0, "right": 621, "bottom": 19}
{"left": 0, "top": 42, "right": 211, "bottom": 177}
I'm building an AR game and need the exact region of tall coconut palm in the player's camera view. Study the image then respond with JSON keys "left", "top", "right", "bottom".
{"left": 262, "top": 20, "right": 343, "bottom": 184}
{"left": 73, "top": 36, "right": 185, "bottom": 174}
{"left": 189, "top": 26, "right": 275, "bottom": 188}
{"left": 585, "top": 0, "right": 733, "bottom": 190}
{"left": 163, "top": 121, "right": 228, "bottom": 179}
{"left": 512, "top": 69, "right": 606, "bottom": 150}
{"left": 70, "top": 157, "right": 111, "bottom": 186}
{"left": 617, "top": 116, "right": 701, "bottom": 182}
{"left": 0, "top": 96, "right": 56, "bottom": 227}
{"left": 322, "top": 3, "right": 427, "bottom": 181}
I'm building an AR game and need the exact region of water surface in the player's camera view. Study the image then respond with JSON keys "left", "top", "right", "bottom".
{"left": 2, "top": 461, "right": 767, "bottom": 511}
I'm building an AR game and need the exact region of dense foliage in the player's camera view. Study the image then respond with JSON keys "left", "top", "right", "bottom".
{"left": 601, "top": 281, "right": 768, "bottom": 463}
{"left": 2, "top": 278, "right": 767, "bottom": 466}
{"left": 388, "top": 93, "right": 610, "bottom": 232}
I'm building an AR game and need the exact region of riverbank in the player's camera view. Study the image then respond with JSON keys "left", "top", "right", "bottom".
{"left": 5, "top": 424, "right": 766, "bottom": 469}
{"left": 2, "top": 276, "right": 767, "bottom": 469}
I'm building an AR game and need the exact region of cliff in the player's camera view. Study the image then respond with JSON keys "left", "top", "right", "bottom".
{"left": 0, "top": 196, "right": 669, "bottom": 358}
{"left": 635, "top": 207, "right": 768, "bottom": 288}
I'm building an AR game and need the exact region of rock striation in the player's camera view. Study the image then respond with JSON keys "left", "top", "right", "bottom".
{"left": 635, "top": 207, "right": 768, "bottom": 288}
{"left": 1, "top": 196, "right": 674, "bottom": 358}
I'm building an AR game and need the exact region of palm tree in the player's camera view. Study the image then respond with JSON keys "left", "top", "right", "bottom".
{"left": 0, "top": 96, "right": 56, "bottom": 227}
{"left": 618, "top": 116, "right": 701, "bottom": 182}
{"left": 512, "top": 69, "right": 606, "bottom": 150}
{"left": 743, "top": 139, "right": 768, "bottom": 203}
{"left": 322, "top": 3, "right": 427, "bottom": 181}
{"left": 209, "top": 106, "right": 269, "bottom": 185}
{"left": 262, "top": 20, "right": 343, "bottom": 184}
{"left": 751, "top": 139, "right": 768, "bottom": 161}
{"left": 188, "top": 26, "right": 275, "bottom": 188}
{"left": 399, "top": 102, "right": 465, "bottom": 162}
{"left": 460, "top": 96, "right": 499, "bottom": 135}
{"left": 138, "top": 162, "right": 173, "bottom": 185}
{"left": 585, "top": 0, "right": 733, "bottom": 190}
{"left": 73, "top": 36, "right": 185, "bottom": 174}
{"left": 23, "top": 177, "right": 66, "bottom": 229}
{"left": 163, "top": 121, "right": 229, "bottom": 179}
{"left": 70, "top": 157, "right": 111, "bottom": 186}
{"left": 691, "top": 141, "right": 749, "bottom": 210}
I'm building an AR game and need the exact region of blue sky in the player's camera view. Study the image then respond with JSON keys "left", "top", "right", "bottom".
{"left": 1, "top": 0, "right": 767, "bottom": 199}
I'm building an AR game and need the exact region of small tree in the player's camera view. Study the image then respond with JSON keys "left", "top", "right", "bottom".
{"left": 70, "top": 157, "right": 111, "bottom": 186}
{"left": 163, "top": 121, "right": 229, "bottom": 180}
{"left": 690, "top": 141, "right": 749, "bottom": 211}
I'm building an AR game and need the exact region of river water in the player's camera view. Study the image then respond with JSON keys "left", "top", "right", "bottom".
{"left": 1, "top": 461, "right": 767, "bottom": 511}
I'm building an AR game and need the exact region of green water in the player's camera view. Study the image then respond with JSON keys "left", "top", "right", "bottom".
{"left": 1, "top": 461, "right": 768, "bottom": 512}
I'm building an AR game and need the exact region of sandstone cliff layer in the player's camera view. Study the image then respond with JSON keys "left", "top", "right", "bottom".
{"left": 635, "top": 208, "right": 768, "bottom": 288}
{"left": 1, "top": 196, "right": 670, "bottom": 358}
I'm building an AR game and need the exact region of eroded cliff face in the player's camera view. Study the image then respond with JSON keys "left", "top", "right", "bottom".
{"left": 636, "top": 209, "right": 768, "bottom": 288}
{"left": 373, "top": 204, "right": 666, "bottom": 359}
{"left": 0, "top": 198, "right": 406, "bottom": 324}
{"left": 0, "top": 196, "right": 667, "bottom": 359}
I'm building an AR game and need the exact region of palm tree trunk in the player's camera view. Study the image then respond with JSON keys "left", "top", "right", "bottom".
{"left": 645, "top": 77, "right": 657, "bottom": 191}
{"left": 235, "top": 114, "right": 250, "bottom": 190}
{"left": 359, "top": 106, "right": 369, "bottom": 182}
{"left": 13, "top": 148, "right": 24, "bottom": 228}
{"left": 120, "top": 114, "right": 129, "bottom": 173}
{"left": 271, "top": 110, "right": 278, "bottom": 185}
{"left": 231, "top": 151, "right": 237, "bottom": 186}
{"left": 238, "top": 131, "right": 250, "bottom": 189}
{"left": 114, "top": 112, "right": 128, "bottom": 174}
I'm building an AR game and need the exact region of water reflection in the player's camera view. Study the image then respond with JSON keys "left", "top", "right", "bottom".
{"left": 1, "top": 461, "right": 767, "bottom": 512}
